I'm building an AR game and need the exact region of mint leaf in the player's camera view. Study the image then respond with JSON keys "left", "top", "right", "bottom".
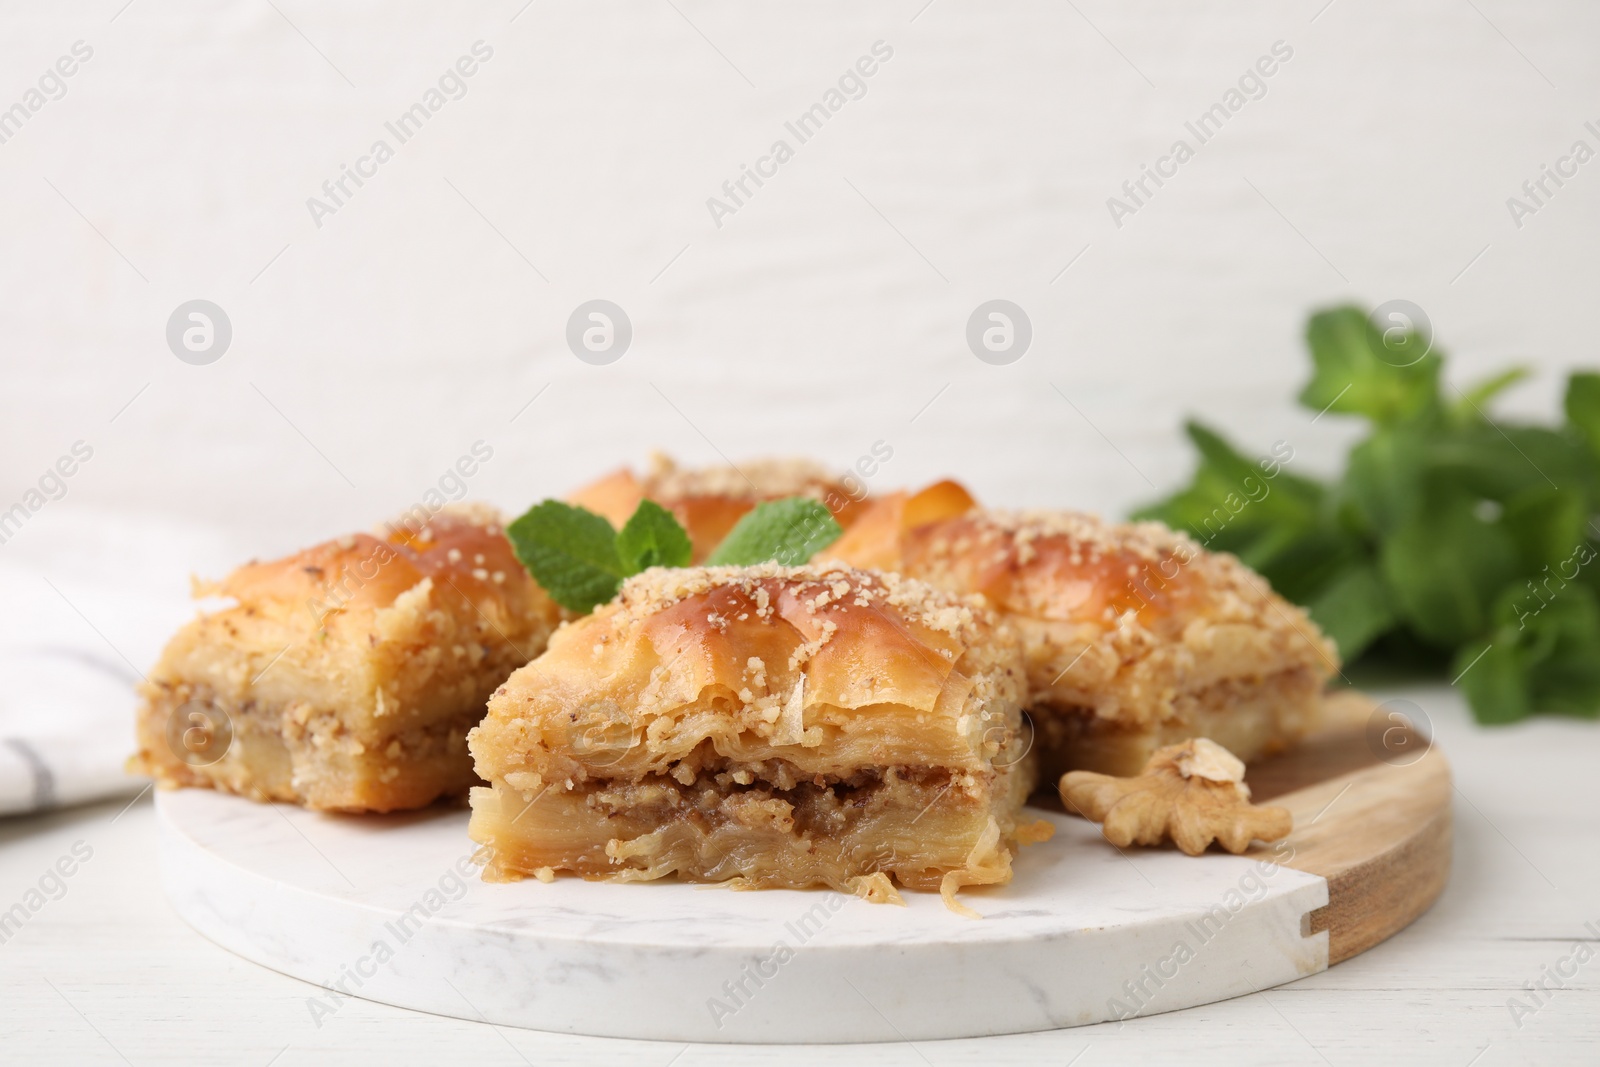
{"left": 1297, "top": 306, "right": 1441, "bottom": 426}
{"left": 1532, "top": 616, "right": 1600, "bottom": 719}
{"left": 1497, "top": 583, "right": 1600, "bottom": 718}
{"left": 1306, "top": 563, "right": 1395, "bottom": 662}
{"left": 1452, "top": 639, "right": 1529, "bottom": 724}
{"left": 1427, "top": 424, "right": 1595, "bottom": 504}
{"left": 616, "top": 499, "right": 693, "bottom": 572}
{"left": 1454, "top": 366, "right": 1529, "bottom": 416}
{"left": 1184, "top": 421, "right": 1273, "bottom": 498}
{"left": 1133, "top": 421, "right": 1363, "bottom": 605}
{"left": 507, "top": 498, "right": 698, "bottom": 613}
{"left": 707, "top": 498, "right": 843, "bottom": 566}
{"left": 1460, "top": 584, "right": 1600, "bottom": 724}
{"left": 1247, "top": 527, "right": 1366, "bottom": 606}
{"left": 1379, "top": 499, "right": 1519, "bottom": 648}
{"left": 1135, "top": 422, "right": 1321, "bottom": 542}
{"left": 506, "top": 501, "right": 626, "bottom": 613}
{"left": 1501, "top": 485, "right": 1586, "bottom": 573}
{"left": 1565, "top": 371, "right": 1600, "bottom": 459}
{"left": 1341, "top": 426, "right": 1428, "bottom": 536}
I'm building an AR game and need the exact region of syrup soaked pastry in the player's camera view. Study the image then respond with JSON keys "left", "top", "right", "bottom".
{"left": 132, "top": 506, "right": 563, "bottom": 812}
{"left": 569, "top": 453, "right": 872, "bottom": 562}
{"left": 467, "top": 562, "right": 1048, "bottom": 912}
{"left": 830, "top": 496, "right": 1338, "bottom": 779}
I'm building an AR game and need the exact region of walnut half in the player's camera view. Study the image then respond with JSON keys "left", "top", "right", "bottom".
{"left": 1060, "top": 738, "right": 1292, "bottom": 856}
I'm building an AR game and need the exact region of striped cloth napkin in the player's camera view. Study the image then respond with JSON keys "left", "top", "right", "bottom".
{"left": 0, "top": 506, "right": 246, "bottom": 816}
{"left": 0, "top": 646, "right": 142, "bottom": 815}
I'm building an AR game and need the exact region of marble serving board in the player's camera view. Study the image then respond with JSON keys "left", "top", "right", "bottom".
{"left": 155, "top": 692, "right": 1451, "bottom": 1043}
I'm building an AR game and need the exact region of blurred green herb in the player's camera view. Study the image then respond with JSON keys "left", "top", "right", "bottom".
{"left": 1135, "top": 305, "right": 1600, "bottom": 724}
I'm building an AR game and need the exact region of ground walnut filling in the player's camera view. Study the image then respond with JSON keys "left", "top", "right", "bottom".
{"left": 470, "top": 755, "right": 1039, "bottom": 907}
{"left": 140, "top": 680, "right": 481, "bottom": 811}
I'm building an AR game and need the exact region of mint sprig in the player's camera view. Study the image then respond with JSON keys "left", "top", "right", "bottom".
{"left": 507, "top": 494, "right": 844, "bottom": 613}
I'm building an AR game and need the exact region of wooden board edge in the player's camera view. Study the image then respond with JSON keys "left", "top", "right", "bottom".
{"left": 1310, "top": 803, "right": 1451, "bottom": 964}
{"left": 1260, "top": 738, "right": 1454, "bottom": 965}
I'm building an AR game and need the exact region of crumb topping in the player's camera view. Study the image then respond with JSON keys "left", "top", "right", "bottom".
{"left": 642, "top": 452, "right": 840, "bottom": 502}
{"left": 942, "top": 509, "right": 1200, "bottom": 566}
{"left": 915, "top": 507, "right": 1317, "bottom": 631}
{"left": 374, "top": 501, "right": 508, "bottom": 544}
{"left": 611, "top": 561, "right": 987, "bottom": 645}
{"left": 898, "top": 507, "right": 1340, "bottom": 725}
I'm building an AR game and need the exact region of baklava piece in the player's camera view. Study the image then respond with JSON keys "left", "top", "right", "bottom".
{"left": 569, "top": 453, "right": 871, "bottom": 562}
{"left": 468, "top": 562, "right": 1047, "bottom": 912}
{"left": 832, "top": 504, "right": 1338, "bottom": 779}
{"left": 132, "top": 506, "right": 563, "bottom": 812}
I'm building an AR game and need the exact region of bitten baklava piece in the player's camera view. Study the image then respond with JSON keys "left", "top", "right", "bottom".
{"left": 832, "top": 505, "right": 1338, "bottom": 779}
{"left": 569, "top": 453, "right": 871, "bottom": 562}
{"left": 132, "top": 506, "right": 562, "bottom": 812}
{"left": 468, "top": 562, "right": 1047, "bottom": 911}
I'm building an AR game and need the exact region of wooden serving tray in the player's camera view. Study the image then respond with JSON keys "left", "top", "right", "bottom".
{"left": 154, "top": 690, "right": 1449, "bottom": 1042}
{"left": 1247, "top": 689, "right": 1451, "bottom": 965}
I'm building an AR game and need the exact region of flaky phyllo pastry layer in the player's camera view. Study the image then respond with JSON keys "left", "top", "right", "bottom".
{"left": 830, "top": 494, "right": 1339, "bottom": 778}
{"left": 467, "top": 562, "right": 1050, "bottom": 913}
{"left": 131, "top": 506, "right": 562, "bottom": 812}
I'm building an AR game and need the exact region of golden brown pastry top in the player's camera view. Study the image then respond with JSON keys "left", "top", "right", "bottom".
{"left": 830, "top": 501, "right": 1339, "bottom": 720}
{"left": 145, "top": 505, "right": 562, "bottom": 739}
{"left": 834, "top": 500, "right": 1330, "bottom": 652}
{"left": 568, "top": 453, "right": 872, "bottom": 562}
{"left": 471, "top": 562, "right": 1027, "bottom": 787}
{"left": 900, "top": 509, "right": 1299, "bottom": 639}
{"left": 211, "top": 505, "right": 552, "bottom": 642}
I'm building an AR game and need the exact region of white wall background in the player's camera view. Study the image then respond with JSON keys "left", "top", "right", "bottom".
{"left": 3, "top": 0, "right": 1599, "bottom": 566}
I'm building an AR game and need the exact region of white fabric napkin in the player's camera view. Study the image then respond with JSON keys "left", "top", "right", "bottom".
{"left": 0, "top": 506, "right": 245, "bottom": 816}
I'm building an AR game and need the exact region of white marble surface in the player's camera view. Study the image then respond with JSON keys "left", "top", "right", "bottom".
{"left": 157, "top": 789, "right": 1327, "bottom": 1042}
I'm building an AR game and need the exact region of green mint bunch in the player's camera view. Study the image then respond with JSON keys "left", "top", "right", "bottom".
{"left": 1136, "top": 305, "right": 1600, "bottom": 724}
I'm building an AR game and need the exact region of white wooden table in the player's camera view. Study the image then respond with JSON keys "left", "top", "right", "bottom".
{"left": 1, "top": 683, "right": 1595, "bottom": 1065}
